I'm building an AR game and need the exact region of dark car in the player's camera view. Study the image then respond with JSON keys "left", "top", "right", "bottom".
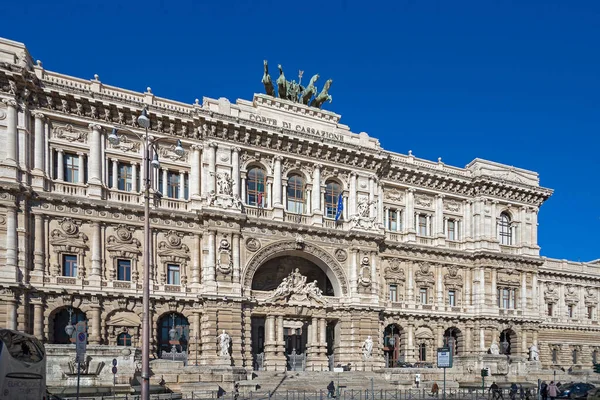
{"left": 557, "top": 383, "right": 595, "bottom": 399}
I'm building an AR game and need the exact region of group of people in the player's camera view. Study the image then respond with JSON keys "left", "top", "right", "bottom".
{"left": 488, "top": 381, "right": 559, "bottom": 400}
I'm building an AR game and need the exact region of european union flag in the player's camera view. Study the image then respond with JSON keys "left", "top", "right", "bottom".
{"left": 335, "top": 193, "right": 344, "bottom": 221}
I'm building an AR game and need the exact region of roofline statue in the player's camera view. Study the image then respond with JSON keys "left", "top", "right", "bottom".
{"left": 262, "top": 61, "right": 332, "bottom": 109}
{"left": 262, "top": 60, "right": 275, "bottom": 97}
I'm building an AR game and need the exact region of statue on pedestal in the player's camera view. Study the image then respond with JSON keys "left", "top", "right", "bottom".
{"left": 489, "top": 341, "right": 500, "bottom": 355}
{"left": 362, "top": 336, "right": 374, "bottom": 359}
{"left": 218, "top": 330, "right": 231, "bottom": 357}
{"left": 529, "top": 343, "right": 540, "bottom": 361}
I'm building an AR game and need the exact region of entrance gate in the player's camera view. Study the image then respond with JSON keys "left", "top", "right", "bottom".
{"left": 287, "top": 349, "right": 306, "bottom": 371}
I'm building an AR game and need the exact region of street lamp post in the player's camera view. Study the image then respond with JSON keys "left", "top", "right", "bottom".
{"left": 109, "top": 108, "right": 184, "bottom": 400}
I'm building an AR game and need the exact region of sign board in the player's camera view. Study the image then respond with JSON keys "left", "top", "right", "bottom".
{"left": 112, "top": 358, "right": 118, "bottom": 367}
{"left": 112, "top": 366, "right": 118, "bottom": 374}
{"left": 75, "top": 321, "right": 87, "bottom": 361}
{"left": 333, "top": 367, "right": 344, "bottom": 373}
{"left": 437, "top": 347, "right": 452, "bottom": 368}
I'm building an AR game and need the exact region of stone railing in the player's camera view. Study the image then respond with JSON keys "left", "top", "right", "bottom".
{"left": 246, "top": 206, "right": 273, "bottom": 219}
{"left": 284, "top": 211, "right": 310, "bottom": 225}
{"left": 156, "top": 197, "right": 189, "bottom": 211}
{"left": 106, "top": 188, "right": 141, "bottom": 205}
{"left": 51, "top": 181, "right": 88, "bottom": 197}
{"left": 542, "top": 258, "right": 600, "bottom": 276}
{"left": 500, "top": 245, "right": 520, "bottom": 255}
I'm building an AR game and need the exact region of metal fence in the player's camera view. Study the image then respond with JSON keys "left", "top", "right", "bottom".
{"left": 178, "top": 388, "right": 536, "bottom": 400}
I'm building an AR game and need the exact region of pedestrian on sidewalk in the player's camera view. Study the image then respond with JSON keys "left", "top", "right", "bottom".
{"left": 415, "top": 373, "right": 421, "bottom": 388}
{"left": 489, "top": 382, "right": 503, "bottom": 400}
{"left": 431, "top": 382, "right": 440, "bottom": 398}
{"left": 327, "top": 380, "right": 336, "bottom": 398}
{"left": 540, "top": 381, "right": 548, "bottom": 400}
{"left": 547, "top": 381, "right": 558, "bottom": 400}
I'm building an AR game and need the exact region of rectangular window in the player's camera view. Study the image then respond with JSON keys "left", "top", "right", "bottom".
{"left": 167, "top": 264, "right": 181, "bottom": 286}
{"left": 389, "top": 285, "right": 398, "bottom": 302}
{"left": 117, "top": 163, "right": 133, "bottom": 191}
{"left": 447, "top": 220, "right": 456, "bottom": 241}
{"left": 419, "top": 288, "right": 428, "bottom": 304}
{"left": 502, "top": 288, "right": 510, "bottom": 309}
{"left": 62, "top": 254, "right": 78, "bottom": 277}
{"left": 167, "top": 172, "right": 180, "bottom": 199}
{"left": 418, "top": 215, "right": 428, "bottom": 236}
{"left": 117, "top": 259, "right": 131, "bottom": 281}
{"left": 588, "top": 306, "right": 594, "bottom": 319}
{"left": 64, "top": 153, "right": 80, "bottom": 183}
{"left": 547, "top": 303, "right": 553, "bottom": 317}
{"left": 568, "top": 304, "right": 574, "bottom": 318}
{"left": 448, "top": 290, "right": 456, "bottom": 307}
{"left": 388, "top": 209, "right": 398, "bottom": 231}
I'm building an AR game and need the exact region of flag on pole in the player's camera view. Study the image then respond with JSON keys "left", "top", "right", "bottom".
{"left": 257, "top": 192, "right": 263, "bottom": 208}
{"left": 335, "top": 193, "right": 344, "bottom": 221}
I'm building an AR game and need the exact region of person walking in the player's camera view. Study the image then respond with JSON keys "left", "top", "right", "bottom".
{"left": 548, "top": 381, "right": 559, "bottom": 400}
{"left": 540, "top": 381, "right": 548, "bottom": 400}
{"left": 431, "top": 382, "right": 440, "bottom": 398}
{"left": 510, "top": 383, "right": 518, "bottom": 400}
{"left": 327, "top": 380, "right": 336, "bottom": 398}
{"left": 489, "top": 382, "right": 504, "bottom": 400}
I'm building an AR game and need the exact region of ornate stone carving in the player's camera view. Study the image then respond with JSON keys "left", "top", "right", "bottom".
{"left": 265, "top": 268, "right": 326, "bottom": 305}
{"left": 385, "top": 188, "right": 404, "bottom": 203}
{"left": 334, "top": 249, "right": 347, "bottom": 262}
{"left": 245, "top": 237, "right": 261, "bottom": 252}
{"left": 415, "top": 194, "right": 433, "bottom": 208}
{"left": 444, "top": 265, "right": 463, "bottom": 290}
{"left": 497, "top": 269, "right": 520, "bottom": 286}
{"left": 49, "top": 218, "right": 88, "bottom": 277}
{"left": 53, "top": 124, "right": 88, "bottom": 143}
{"left": 444, "top": 200, "right": 461, "bottom": 213}
{"left": 565, "top": 285, "right": 579, "bottom": 305}
{"left": 110, "top": 134, "right": 140, "bottom": 153}
{"left": 544, "top": 282, "right": 560, "bottom": 303}
{"left": 584, "top": 287, "right": 598, "bottom": 306}
{"left": 157, "top": 231, "right": 190, "bottom": 286}
{"left": 415, "top": 262, "right": 435, "bottom": 288}
{"left": 106, "top": 225, "right": 141, "bottom": 281}
{"left": 207, "top": 172, "right": 242, "bottom": 210}
{"left": 350, "top": 197, "right": 377, "bottom": 231}
{"left": 243, "top": 240, "right": 349, "bottom": 295}
{"left": 216, "top": 238, "right": 233, "bottom": 275}
{"left": 159, "top": 144, "right": 188, "bottom": 162}
{"left": 384, "top": 258, "right": 406, "bottom": 283}
{"left": 358, "top": 256, "right": 372, "bottom": 288}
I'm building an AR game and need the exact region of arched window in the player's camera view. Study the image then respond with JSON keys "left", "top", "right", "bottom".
{"left": 117, "top": 332, "right": 132, "bottom": 346}
{"left": 53, "top": 308, "right": 87, "bottom": 344}
{"left": 419, "top": 343, "right": 427, "bottom": 361}
{"left": 498, "top": 212, "right": 512, "bottom": 245}
{"left": 324, "top": 181, "right": 342, "bottom": 219}
{"left": 287, "top": 174, "right": 305, "bottom": 214}
{"left": 247, "top": 167, "right": 266, "bottom": 207}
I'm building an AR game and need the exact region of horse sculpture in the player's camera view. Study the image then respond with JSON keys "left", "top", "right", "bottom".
{"left": 310, "top": 79, "right": 333, "bottom": 108}
{"left": 262, "top": 60, "right": 275, "bottom": 97}
{"left": 276, "top": 64, "right": 287, "bottom": 99}
{"left": 300, "top": 73, "right": 319, "bottom": 105}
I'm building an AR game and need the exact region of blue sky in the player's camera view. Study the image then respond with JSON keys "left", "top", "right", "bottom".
{"left": 2, "top": 0, "right": 599, "bottom": 261}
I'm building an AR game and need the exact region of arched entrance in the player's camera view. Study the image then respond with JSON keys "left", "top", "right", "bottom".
{"left": 499, "top": 329, "right": 517, "bottom": 355}
{"left": 383, "top": 324, "right": 402, "bottom": 368}
{"left": 247, "top": 244, "right": 345, "bottom": 372}
{"left": 444, "top": 327, "right": 462, "bottom": 356}
{"left": 52, "top": 308, "right": 87, "bottom": 344}
{"left": 157, "top": 313, "right": 189, "bottom": 358}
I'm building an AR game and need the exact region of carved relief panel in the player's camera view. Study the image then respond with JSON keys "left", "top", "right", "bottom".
{"left": 106, "top": 225, "right": 141, "bottom": 286}
{"left": 157, "top": 230, "right": 190, "bottom": 286}
{"left": 49, "top": 218, "right": 89, "bottom": 279}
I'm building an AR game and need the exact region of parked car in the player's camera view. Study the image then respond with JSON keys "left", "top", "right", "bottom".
{"left": 557, "top": 382, "right": 595, "bottom": 399}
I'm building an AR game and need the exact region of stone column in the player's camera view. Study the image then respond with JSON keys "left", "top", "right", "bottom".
{"left": 32, "top": 298, "right": 44, "bottom": 340}
{"left": 232, "top": 147, "right": 240, "bottom": 197}
{"left": 6, "top": 296, "right": 17, "bottom": 331}
{"left": 407, "top": 261, "right": 414, "bottom": 307}
{"left": 350, "top": 249, "right": 358, "bottom": 296}
{"left": 192, "top": 310, "right": 202, "bottom": 360}
{"left": 88, "top": 124, "right": 103, "bottom": 185}
{"left": 521, "top": 272, "right": 527, "bottom": 310}
{"left": 190, "top": 145, "right": 202, "bottom": 198}
{"left": 464, "top": 325, "right": 472, "bottom": 353}
{"left": 2, "top": 99, "right": 18, "bottom": 167}
{"left": 240, "top": 172, "right": 247, "bottom": 203}
{"left": 490, "top": 268, "right": 497, "bottom": 307}
{"left": 207, "top": 142, "right": 217, "bottom": 195}
{"left": 33, "top": 214, "right": 45, "bottom": 276}
{"left": 312, "top": 164, "right": 321, "bottom": 213}
{"left": 162, "top": 168, "right": 168, "bottom": 196}
{"left": 56, "top": 149, "right": 64, "bottom": 181}
{"left": 531, "top": 209, "right": 539, "bottom": 247}
{"left": 370, "top": 252, "right": 378, "bottom": 294}
{"left": 349, "top": 172, "right": 357, "bottom": 216}
{"left": 179, "top": 171, "right": 185, "bottom": 199}
{"left": 111, "top": 158, "right": 119, "bottom": 188}
{"left": 192, "top": 234, "right": 201, "bottom": 285}
{"left": 407, "top": 324, "right": 415, "bottom": 362}
{"left": 273, "top": 156, "right": 282, "bottom": 206}
{"left": 131, "top": 162, "right": 137, "bottom": 192}
{"left": 267, "top": 316, "right": 276, "bottom": 342}
{"left": 276, "top": 315, "right": 284, "bottom": 346}
{"left": 377, "top": 183, "right": 384, "bottom": 225}
{"left": 464, "top": 268, "right": 471, "bottom": 307}
{"left": 90, "top": 222, "right": 102, "bottom": 281}
{"left": 343, "top": 194, "right": 349, "bottom": 221}
{"left": 90, "top": 303, "right": 102, "bottom": 344}
{"left": 319, "top": 318, "right": 326, "bottom": 346}
{"left": 205, "top": 230, "right": 216, "bottom": 288}
{"left": 232, "top": 233, "right": 240, "bottom": 284}
{"left": 76, "top": 153, "right": 85, "bottom": 185}
{"left": 463, "top": 201, "right": 472, "bottom": 239}
{"left": 406, "top": 189, "right": 415, "bottom": 233}
{"left": 32, "top": 112, "right": 46, "bottom": 180}
{"left": 435, "top": 194, "right": 444, "bottom": 237}
{"left": 436, "top": 265, "right": 444, "bottom": 306}
{"left": 2, "top": 207, "right": 18, "bottom": 282}
{"left": 267, "top": 178, "right": 273, "bottom": 208}
{"left": 368, "top": 177, "right": 375, "bottom": 218}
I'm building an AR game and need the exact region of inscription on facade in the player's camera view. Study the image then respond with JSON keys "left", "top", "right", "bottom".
{"left": 248, "top": 114, "right": 344, "bottom": 142}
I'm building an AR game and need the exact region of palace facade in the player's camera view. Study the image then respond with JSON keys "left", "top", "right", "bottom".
{"left": 0, "top": 37, "right": 599, "bottom": 378}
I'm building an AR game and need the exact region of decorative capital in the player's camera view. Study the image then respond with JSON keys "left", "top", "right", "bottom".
{"left": 208, "top": 141, "right": 218, "bottom": 149}
{"left": 314, "top": 163, "right": 323, "bottom": 170}
{"left": 191, "top": 144, "right": 204, "bottom": 151}
{"left": 274, "top": 155, "right": 283, "bottom": 162}
{"left": 232, "top": 146, "right": 241, "bottom": 153}
{"left": 2, "top": 98, "right": 18, "bottom": 108}
{"left": 33, "top": 111, "right": 45, "bottom": 120}
{"left": 88, "top": 123, "right": 103, "bottom": 132}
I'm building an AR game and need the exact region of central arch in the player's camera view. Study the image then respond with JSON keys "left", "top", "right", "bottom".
{"left": 242, "top": 240, "right": 349, "bottom": 297}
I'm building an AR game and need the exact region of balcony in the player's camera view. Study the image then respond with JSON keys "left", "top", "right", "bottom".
{"left": 156, "top": 198, "right": 189, "bottom": 211}
{"left": 417, "top": 236, "right": 433, "bottom": 245}
{"left": 245, "top": 206, "right": 273, "bottom": 219}
{"left": 51, "top": 181, "right": 88, "bottom": 197}
{"left": 284, "top": 211, "right": 310, "bottom": 224}
{"left": 106, "top": 189, "right": 141, "bottom": 205}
